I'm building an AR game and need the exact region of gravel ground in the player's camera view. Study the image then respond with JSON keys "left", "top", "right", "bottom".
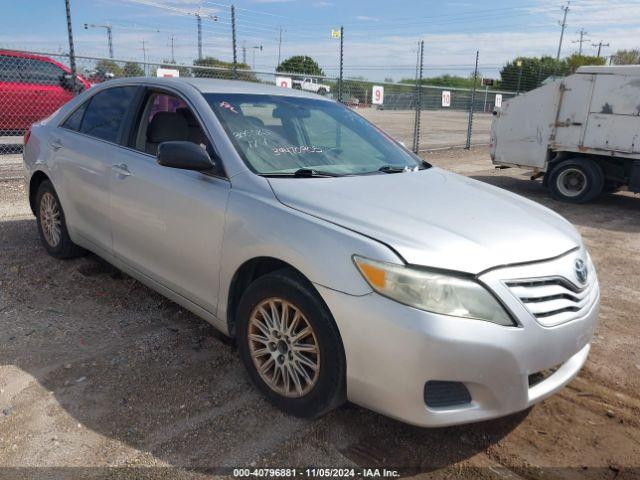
{"left": 1, "top": 149, "right": 639, "bottom": 480}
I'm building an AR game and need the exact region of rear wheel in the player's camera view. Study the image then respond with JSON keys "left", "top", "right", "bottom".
{"left": 547, "top": 158, "right": 604, "bottom": 203}
{"left": 236, "top": 269, "right": 346, "bottom": 418}
{"left": 35, "top": 180, "right": 85, "bottom": 259}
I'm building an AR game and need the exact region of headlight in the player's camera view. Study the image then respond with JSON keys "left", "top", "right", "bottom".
{"left": 353, "top": 256, "right": 514, "bottom": 326}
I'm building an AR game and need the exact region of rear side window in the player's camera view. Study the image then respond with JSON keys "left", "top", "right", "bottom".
{"left": 80, "top": 87, "right": 138, "bottom": 142}
{"left": 61, "top": 101, "right": 88, "bottom": 131}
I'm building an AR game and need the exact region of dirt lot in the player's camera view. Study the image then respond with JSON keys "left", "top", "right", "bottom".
{"left": 1, "top": 148, "right": 639, "bottom": 479}
{"left": 357, "top": 109, "right": 492, "bottom": 150}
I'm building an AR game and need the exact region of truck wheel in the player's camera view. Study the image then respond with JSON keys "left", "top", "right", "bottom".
{"left": 317, "top": 88, "right": 327, "bottom": 96}
{"left": 548, "top": 158, "right": 604, "bottom": 203}
{"left": 236, "top": 269, "right": 346, "bottom": 418}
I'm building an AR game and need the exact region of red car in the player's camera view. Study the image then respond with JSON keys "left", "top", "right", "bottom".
{"left": 0, "top": 50, "right": 90, "bottom": 133}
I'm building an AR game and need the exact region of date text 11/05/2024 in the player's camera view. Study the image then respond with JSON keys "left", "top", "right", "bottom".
{"left": 232, "top": 468, "right": 400, "bottom": 478}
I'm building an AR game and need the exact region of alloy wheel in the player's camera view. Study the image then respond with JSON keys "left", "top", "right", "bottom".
{"left": 247, "top": 297, "right": 320, "bottom": 398}
{"left": 40, "top": 192, "right": 62, "bottom": 248}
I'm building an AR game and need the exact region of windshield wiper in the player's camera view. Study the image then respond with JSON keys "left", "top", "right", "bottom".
{"left": 378, "top": 165, "right": 412, "bottom": 173}
{"left": 260, "top": 168, "right": 343, "bottom": 178}
{"left": 293, "top": 168, "right": 342, "bottom": 177}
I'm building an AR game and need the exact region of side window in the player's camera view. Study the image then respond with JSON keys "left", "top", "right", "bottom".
{"left": 29, "top": 60, "right": 65, "bottom": 86}
{"left": 80, "top": 86, "right": 137, "bottom": 143}
{"left": 61, "top": 101, "right": 88, "bottom": 132}
{"left": 135, "top": 92, "right": 210, "bottom": 155}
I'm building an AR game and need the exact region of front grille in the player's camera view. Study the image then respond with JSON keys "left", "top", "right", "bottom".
{"left": 506, "top": 275, "right": 597, "bottom": 327}
{"left": 424, "top": 381, "right": 472, "bottom": 408}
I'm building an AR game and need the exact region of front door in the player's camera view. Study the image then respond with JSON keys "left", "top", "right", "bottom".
{"left": 110, "top": 90, "right": 230, "bottom": 313}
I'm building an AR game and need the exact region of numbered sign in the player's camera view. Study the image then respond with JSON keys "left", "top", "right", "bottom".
{"left": 275, "top": 76, "right": 292, "bottom": 89}
{"left": 441, "top": 90, "right": 451, "bottom": 107}
{"left": 495, "top": 94, "right": 503, "bottom": 108}
{"left": 372, "top": 85, "right": 384, "bottom": 105}
{"left": 156, "top": 68, "right": 179, "bottom": 78}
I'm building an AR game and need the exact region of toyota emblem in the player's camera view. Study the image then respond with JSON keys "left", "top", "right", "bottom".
{"left": 574, "top": 258, "right": 588, "bottom": 284}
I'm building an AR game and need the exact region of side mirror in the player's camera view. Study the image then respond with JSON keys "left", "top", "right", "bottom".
{"left": 157, "top": 141, "right": 216, "bottom": 172}
{"left": 60, "top": 73, "right": 85, "bottom": 93}
{"left": 60, "top": 73, "right": 74, "bottom": 90}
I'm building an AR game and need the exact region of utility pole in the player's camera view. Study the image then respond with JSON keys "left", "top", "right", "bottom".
{"left": 84, "top": 23, "right": 114, "bottom": 59}
{"left": 572, "top": 28, "right": 589, "bottom": 55}
{"left": 592, "top": 41, "right": 610, "bottom": 58}
{"left": 277, "top": 27, "right": 283, "bottom": 66}
{"left": 196, "top": 14, "right": 202, "bottom": 60}
{"left": 242, "top": 41, "right": 246, "bottom": 64}
{"left": 231, "top": 4, "right": 238, "bottom": 78}
{"left": 64, "top": 0, "right": 77, "bottom": 93}
{"left": 169, "top": 35, "right": 175, "bottom": 63}
{"left": 556, "top": 1, "right": 570, "bottom": 61}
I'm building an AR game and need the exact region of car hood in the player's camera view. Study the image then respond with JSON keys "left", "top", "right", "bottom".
{"left": 267, "top": 168, "right": 581, "bottom": 274}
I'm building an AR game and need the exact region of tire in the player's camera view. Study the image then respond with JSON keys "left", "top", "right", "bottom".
{"left": 547, "top": 158, "right": 604, "bottom": 203}
{"left": 236, "top": 269, "right": 346, "bottom": 418}
{"left": 317, "top": 88, "right": 327, "bottom": 96}
{"left": 35, "top": 180, "right": 85, "bottom": 259}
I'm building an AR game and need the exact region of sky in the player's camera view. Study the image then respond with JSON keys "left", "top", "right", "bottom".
{"left": 2, "top": 0, "right": 640, "bottom": 81}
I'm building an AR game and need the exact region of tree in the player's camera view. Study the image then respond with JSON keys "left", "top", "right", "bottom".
{"left": 565, "top": 53, "right": 605, "bottom": 73}
{"left": 95, "top": 59, "right": 123, "bottom": 78}
{"left": 399, "top": 74, "right": 481, "bottom": 89}
{"left": 122, "top": 61, "right": 144, "bottom": 78}
{"left": 499, "top": 54, "right": 609, "bottom": 93}
{"left": 611, "top": 49, "right": 640, "bottom": 65}
{"left": 276, "top": 56, "right": 324, "bottom": 76}
{"left": 192, "top": 56, "right": 255, "bottom": 81}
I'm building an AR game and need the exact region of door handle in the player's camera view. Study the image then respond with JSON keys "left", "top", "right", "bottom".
{"left": 50, "top": 139, "right": 63, "bottom": 151}
{"left": 111, "top": 163, "right": 131, "bottom": 177}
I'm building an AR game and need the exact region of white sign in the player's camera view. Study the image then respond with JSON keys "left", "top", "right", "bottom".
{"left": 275, "top": 76, "right": 292, "bottom": 89}
{"left": 372, "top": 85, "right": 384, "bottom": 105}
{"left": 495, "top": 94, "right": 503, "bottom": 108}
{"left": 156, "top": 68, "right": 180, "bottom": 78}
{"left": 441, "top": 90, "right": 451, "bottom": 107}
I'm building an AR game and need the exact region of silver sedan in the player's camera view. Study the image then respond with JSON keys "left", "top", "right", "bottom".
{"left": 22, "top": 78, "right": 599, "bottom": 427}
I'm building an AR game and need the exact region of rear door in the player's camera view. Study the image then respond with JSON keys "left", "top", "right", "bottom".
{"left": 109, "top": 88, "right": 231, "bottom": 313}
{"left": 52, "top": 86, "right": 140, "bottom": 252}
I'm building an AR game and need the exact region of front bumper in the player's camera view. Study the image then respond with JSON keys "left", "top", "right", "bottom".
{"left": 316, "top": 255, "right": 599, "bottom": 427}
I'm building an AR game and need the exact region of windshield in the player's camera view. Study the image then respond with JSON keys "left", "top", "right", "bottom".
{"left": 203, "top": 93, "right": 424, "bottom": 176}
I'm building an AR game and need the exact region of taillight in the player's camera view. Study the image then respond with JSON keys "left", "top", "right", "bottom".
{"left": 23, "top": 127, "right": 31, "bottom": 146}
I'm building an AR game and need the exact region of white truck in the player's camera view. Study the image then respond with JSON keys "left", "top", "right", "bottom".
{"left": 292, "top": 77, "right": 331, "bottom": 95}
{"left": 491, "top": 65, "right": 640, "bottom": 203}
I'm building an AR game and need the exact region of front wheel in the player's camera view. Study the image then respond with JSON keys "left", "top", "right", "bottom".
{"left": 236, "top": 269, "right": 346, "bottom": 418}
{"left": 547, "top": 158, "right": 604, "bottom": 203}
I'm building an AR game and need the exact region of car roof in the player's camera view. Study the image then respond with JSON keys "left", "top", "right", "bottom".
{"left": 101, "top": 76, "right": 333, "bottom": 100}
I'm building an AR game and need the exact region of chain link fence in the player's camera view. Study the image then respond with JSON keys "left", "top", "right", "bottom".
{"left": 0, "top": 49, "right": 521, "bottom": 156}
